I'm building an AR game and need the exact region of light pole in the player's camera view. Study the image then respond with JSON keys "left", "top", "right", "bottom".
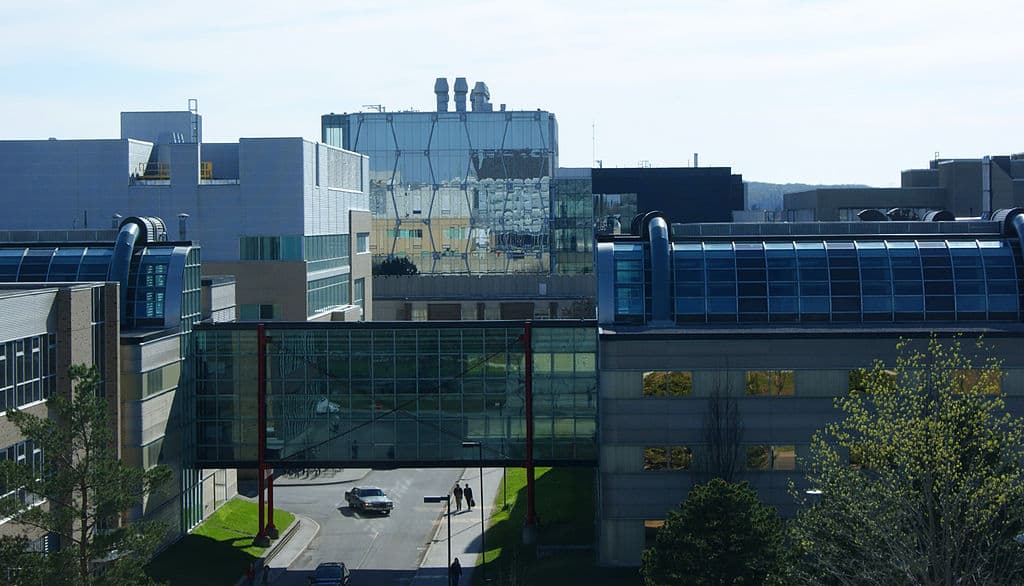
{"left": 424, "top": 495, "right": 452, "bottom": 582}
{"left": 463, "top": 441, "right": 486, "bottom": 583}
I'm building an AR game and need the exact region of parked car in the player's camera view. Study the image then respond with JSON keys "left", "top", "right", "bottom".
{"left": 308, "top": 561, "right": 349, "bottom": 585}
{"left": 344, "top": 486, "right": 394, "bottom": 515}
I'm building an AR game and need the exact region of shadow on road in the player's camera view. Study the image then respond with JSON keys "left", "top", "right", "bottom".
{"left": 273, "top": 566, "right": 418, "bottom": 585}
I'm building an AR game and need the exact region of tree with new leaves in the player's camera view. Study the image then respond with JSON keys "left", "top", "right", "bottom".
{"left": 792, "top": 336, "right": 1024, "bottom": 584}
{"left": 641, "top": 478, "right": 789, "bottom": 585}
{"left": 0, "top": 365, "right": 170, "bottom": 585}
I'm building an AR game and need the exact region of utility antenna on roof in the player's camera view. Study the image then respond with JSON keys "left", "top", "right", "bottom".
{"left": 362, "top": 104, "right": 385, "bottom": 113}
{"left": 188, "top": 98, "right": 199, "bottom": 144}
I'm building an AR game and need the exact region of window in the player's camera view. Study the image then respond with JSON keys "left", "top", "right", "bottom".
{"left": 239, "top": 236, "right": 302, "bottom": 261}
{"left": 356, "top": 233, "right": 370, "bottom": 254}
{"left": 954, "top": 369, "right": 1001, "bottom": 394}
{"left": 746, "top": 445, "right": 796, "bottom": 470}
{"left": 0, "top": 439, "right": 44, "bottom": 510}
{"left": 645, "top": 520, "right": 665, "bottom": 548}
{"left": 644, "top": 446, "right": 692, "bottom": 470}
{"left": 239, "top": 304, "right": 279, "bottom": 321}
{"left": 354, "top": 278, "right": 365, "bottom": 319}
{"left": 642, "top": 371, "right": 692, "bottom": 397}
{"left": 745, "top": 370, "right": 794, "bottom": 396}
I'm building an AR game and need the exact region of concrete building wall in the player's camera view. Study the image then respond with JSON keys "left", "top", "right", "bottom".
{"left": 596, "top": 331, "right": 1024, "bottom": 565}
{"left": 203, "top": 261, "right": 309, "bottom": 321}
{"left": 350, "top": 209, "right": 373, "bottom": 320}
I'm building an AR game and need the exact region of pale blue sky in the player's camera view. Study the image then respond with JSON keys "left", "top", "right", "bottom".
{"left": 1, "top": 0, "right": 1020, "bottom": 186}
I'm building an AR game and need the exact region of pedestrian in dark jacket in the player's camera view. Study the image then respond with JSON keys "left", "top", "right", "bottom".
{"left": 453, "top": 483, "right": 464, "bottom": 511}
{"left": 463, "top": 483, "right": 474, "bottom": 510}
{"left": 450, "top": 557, "right": 463, "bottom": 585}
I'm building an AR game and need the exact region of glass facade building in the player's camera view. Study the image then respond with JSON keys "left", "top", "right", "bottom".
{"left": 322, "top": 109, "right": 558, "bottom": 274}
{"left": 195, "top": 321, "right": 597, "bottom": 468}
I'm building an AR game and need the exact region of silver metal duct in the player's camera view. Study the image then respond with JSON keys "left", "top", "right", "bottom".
{"left": 434, "top": 77, "right": 449, "bottom": 112}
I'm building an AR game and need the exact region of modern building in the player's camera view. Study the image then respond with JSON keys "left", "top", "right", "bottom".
{"left": 0, "top": 282, "right": 117, "bottom": 551}
{"left": 0, "top": 217, "right": 238, "bottom": 543}
{"left": 592, "top": 166, "right": 745, "bottom": 231}
{"left": 593, "top": 210, "right": 1024, "bottom": 565}
{"left": 0, "top": 107, "right": 372, "bottom": 322}
{"left": 322, "top": 78, "right": 558, "bottom": 275}
{"left": 785, "top": 153, "right": 1024, "bottom": 221}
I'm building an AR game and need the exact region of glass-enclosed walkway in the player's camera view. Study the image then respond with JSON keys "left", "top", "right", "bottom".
{"left": 195, "top": 320, "right": 597, "bottom": 469}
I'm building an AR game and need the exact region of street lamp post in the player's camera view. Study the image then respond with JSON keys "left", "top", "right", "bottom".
{"left": 424, "top": 495, "right": 452, "bottom": 582}
{"left": 463, "top": 441, "right": 486, "bottom": 583}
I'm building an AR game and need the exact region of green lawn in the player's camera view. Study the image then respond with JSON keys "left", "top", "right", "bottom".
{"left": 146, "top": 499, "right": 295, "bottom": 586}
{"left": 476, "top": 467, "right": 641, "bottom": 586}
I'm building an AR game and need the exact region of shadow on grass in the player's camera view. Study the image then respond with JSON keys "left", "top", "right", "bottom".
{"left": 146, "top": 533, "right": 257, "bottom": 586}
{"left": 474, "top": 468, "right": 641, "bottom": 586}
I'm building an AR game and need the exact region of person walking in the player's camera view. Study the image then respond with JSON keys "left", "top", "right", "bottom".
{"left": 463, "top": 482, "right": 474, "bottom": 510}
{"left": 450, "top": 557, "right": 463, "bottom": 585}
{"left": 453, "top": 483, "right": 464, "bottom": 511}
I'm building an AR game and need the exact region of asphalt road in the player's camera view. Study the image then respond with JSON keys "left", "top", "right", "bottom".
{"left": 269, "top": 468, "right": 464, "bottom": 586}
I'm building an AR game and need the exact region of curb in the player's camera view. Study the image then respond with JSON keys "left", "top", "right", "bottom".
{"left": 264, "top": 517, "right": 301, "bottom": 564}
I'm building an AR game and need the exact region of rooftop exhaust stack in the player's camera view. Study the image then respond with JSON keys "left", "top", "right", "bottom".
{"left": 434, "top": 77, "right": 449, "bottom": 112}
{"left": 470, "top": 82, "right": 492, "bottom": 112}
{"left": 454, "top": 77, "right": 468, "bottom": 112}
{"left": 983, "top": 156, "right": 992, "bottom": 216}
{"left": 178, "top": 213, "right": 190, "bottom": 240}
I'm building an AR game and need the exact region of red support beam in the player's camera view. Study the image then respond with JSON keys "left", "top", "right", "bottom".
{"left": 256, "top": 323, "right": 269, "bottom": 544}
{"left": 266, "top": 468, "right": 278, "bottom": 538}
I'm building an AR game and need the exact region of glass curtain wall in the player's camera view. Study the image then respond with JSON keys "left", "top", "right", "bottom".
{"left": 195, "top": 322, "right": 597, "bottom": 468}
{"left": 332, "top": 112, "right": 556, "bottom": 274}
{"left": 666, "top": 239, "right": 1021, "bottom": 324}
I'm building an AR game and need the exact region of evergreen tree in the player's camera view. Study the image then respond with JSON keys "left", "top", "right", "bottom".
{"left": 0, "top": 365, "right": 170, "bottom": 585}
{"left": 642, "top": 478, "right": 789, "bottom": 585}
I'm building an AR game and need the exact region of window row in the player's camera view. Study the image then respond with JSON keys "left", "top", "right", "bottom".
{"left": 641, "top": 445, "right": 796, "bottom": 471}
{"left": 0, "top": 439, "right": 44, "bottom": 511}
{"left": 0, "top": 334, "right": 58, "bottom": 413}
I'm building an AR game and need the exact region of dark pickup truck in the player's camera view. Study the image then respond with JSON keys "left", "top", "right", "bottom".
{"left": 344, "top": 486, "right": 394, "bottom": 515}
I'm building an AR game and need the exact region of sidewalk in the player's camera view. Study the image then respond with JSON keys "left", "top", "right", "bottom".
{"left": 411, "top": 467, "right": 506, "bottom": 585}
{"left": 233, "top": 513, "right": 320, "bottom": 586}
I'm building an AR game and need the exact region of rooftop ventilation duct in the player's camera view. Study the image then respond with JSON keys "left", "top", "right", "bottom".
{"left": 434, "top": 77, "right": 449, "bottom": 112}
{"left": 858, "top": 209, "right": 890, "bottom": 222}
{"left": 922, "top": 209, "right": 955, "bottom": 222}
{"left": 454, "top": 77, "right": 468, "bottom": 112}
{"left": 470, "top": 82, "right": 492, "bottom": 112}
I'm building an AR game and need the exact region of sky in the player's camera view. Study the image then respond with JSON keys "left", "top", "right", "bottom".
{"left": 1, "top": 0, "right": 1021, "bottom": 187}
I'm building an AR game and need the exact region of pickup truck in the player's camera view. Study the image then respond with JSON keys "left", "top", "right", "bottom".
{"left": 344, "top": 486, "right": 394, "bottom": 515}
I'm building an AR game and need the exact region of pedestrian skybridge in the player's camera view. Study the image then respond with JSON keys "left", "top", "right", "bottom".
{"left": 194, "top": 320, "right": 598, "bottom": 469}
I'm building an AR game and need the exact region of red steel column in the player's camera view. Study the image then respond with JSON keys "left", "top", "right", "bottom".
{"left": 524, "top": 321, "right": 537, "bottom": 533}
{"left": 256, "top": 323, "right": 268, "bottom": 542}
{"left": 266, "top": 469, "right": 277, "bottom": 538}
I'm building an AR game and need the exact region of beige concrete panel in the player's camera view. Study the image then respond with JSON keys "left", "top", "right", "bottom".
{"left": 351, "top": 209, "right": 373, "bottom": 320}
{"left": 204, "top": 261, "right": 309, "bottom": 321}
{"left": 794, "top": 370, "right": 849, "bottom": 397}
{"left": 692, "top": 370, "right": 745, "bottom": 397}
{"left": 599, "top": 370, "right": 639, "bottom": 399}
{"left": 598, "top": 518, "right": 644, "bottom": 567}
{"left": 600, "top": 445, "right": 642, "bottom": 474}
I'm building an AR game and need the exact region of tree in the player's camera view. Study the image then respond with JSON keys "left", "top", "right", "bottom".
{"left": 792, "top": 336, "right": 1024, "bottom": 585}
{"left": 0, "top": 365, "right": 170, "bottom": 585}
{"left": 374, "top": 256, "right": 419, "bottom": 276}
{"left": 696, "top": 375, "right": 743, "bottom": 483}
{"left": 641, "top": 479, "right": 789, "bottom": 585}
